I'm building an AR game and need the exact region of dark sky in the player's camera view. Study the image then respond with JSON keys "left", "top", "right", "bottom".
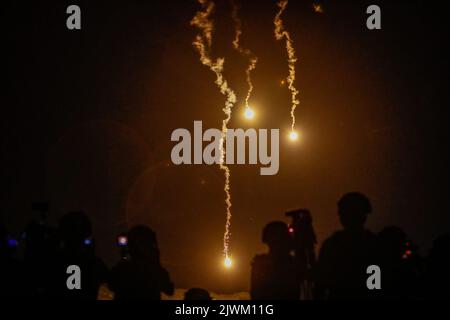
{"left": 3, "top": 0, "right": 450, "bottom": 292}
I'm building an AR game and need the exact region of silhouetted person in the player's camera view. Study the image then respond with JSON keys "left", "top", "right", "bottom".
{"left": 109, "top": 225, "right": 174, "bottom": 300}
{"left": 23, "top": 218, "right": 59, "bottom": 297}
{"left": 0, "top": 223, "right": 27, "bottom": 297}
{"left": 286, "top": 209, "right": 317, "bottom": 299}
{"left": 185, "top": 288, "right": 212, "bottom": 300}
{"left": 426, "top": 233, "right": 450, "bottom": 299}
{"left": 315, "top": 192, "right": 377, "bottom": 299}
{"left": 250, "top": 221, "right": 300, "bottom": 300}
{"left": 53, "top": 211, "right": 109, "bottom": 299}
{"left": 376, "top": 226, "right": 422, "bottom": 299}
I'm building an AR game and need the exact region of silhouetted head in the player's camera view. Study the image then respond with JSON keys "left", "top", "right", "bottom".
{"left": 59, "top": 211, "right": 92, "bottom": 250}
{"left": 338, "top": 192, "right": 372, "bottom": 231}
{"left": 184, "top": 288, "right": 212, "bottom": 300}
{"left": 127, "top": 225, "right": 159, "bottom": 262}
{"left": 262, "top": 221, "right": 291, "bottom": 254}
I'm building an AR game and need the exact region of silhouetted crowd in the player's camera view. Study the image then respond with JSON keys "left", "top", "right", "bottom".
{"left": 1, "top": 192, "right": 449, "bottom": 299}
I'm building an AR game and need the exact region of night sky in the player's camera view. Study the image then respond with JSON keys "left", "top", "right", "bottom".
{"left": 3, "top": 0, "right": 450, "bottom": 292}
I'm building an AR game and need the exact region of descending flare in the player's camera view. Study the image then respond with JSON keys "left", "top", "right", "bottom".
{"left": 230, "top": 0, "right": 258, "bottom": 117}
{"left": 274, "top": 0, "right": 300, "bottom": 133}
{"left": 244, "top": 106, "right": 255, "bottom": 119}
{"left": 224, "top": 256, "right": 233, "bottom": 268}
{"left": 289, "top": 130, "right": 299, "bottom": 141}
{"left": 191, "top": 0, "right": 236, "bottom": 262}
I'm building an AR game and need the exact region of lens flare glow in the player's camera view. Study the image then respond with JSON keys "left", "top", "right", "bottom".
{"left": 224, "top": 256, "right": 233, "bottom": 268}
{"left": 312, "top": 3, "right": 324, "bottom": 14}
{"left": 244, "top": 107, "right": 255, "bottom": 120}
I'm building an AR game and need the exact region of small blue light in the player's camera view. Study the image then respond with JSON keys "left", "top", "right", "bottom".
{"left": 84, "top": 238, "right": 93, "bottom": 246}
{"left": 7, "top": 237, "right": 18, "bottom": 248}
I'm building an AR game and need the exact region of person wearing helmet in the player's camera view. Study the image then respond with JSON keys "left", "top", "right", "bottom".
{"left": 250, "top": 221, "right": 300, "bottom": 300}
{"left": 315, "top": 192, "right": 377, "bottom": 300}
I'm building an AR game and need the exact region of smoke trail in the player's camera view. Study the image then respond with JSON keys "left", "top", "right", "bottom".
{"left": 274, "top": 0, "right": 299, "bottom": 131}
{"left": 230, "top": 0, "right": 258, "bottom": 110}
{"left": 191, "top": 0, "right": 236, "bottom": 260}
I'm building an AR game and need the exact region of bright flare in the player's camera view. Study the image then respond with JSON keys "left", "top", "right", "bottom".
{"left": 224, "top": 256, "right": 233, "bottom": 268}
{"left": 231, "top": 0, "right": 258, "bottom": 118}
{"left": 191, "top": 0, "right": 236, "bottom": 264}
{"left": 244, "top": 107, "right": 255, "bottom": 120}
{"left": 289, "top": 131, "right": 299, "bottom": 141}
{"left": 274, "top": 0, "right": 300, "bottom": 133}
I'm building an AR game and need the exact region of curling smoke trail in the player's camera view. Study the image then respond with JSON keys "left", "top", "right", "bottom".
{"left": 191, "top": 0, "right": 236, "bottom": 261}
{"left": 230, "top": 0, "right": 258, "bottom": 111}
{"left": 274, "top": 0, "right": 299, "bottom": 132}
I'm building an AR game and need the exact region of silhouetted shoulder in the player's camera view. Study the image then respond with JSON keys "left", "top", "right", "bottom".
{"left": 319, "top": 230, "right": 376, "bottom": 262}
{"left": 250, "top": 253, "right": 299, "bottom": 300}
{"left": 251, "top": 254, "right": 270, "bottom": 266}
{"left": 317, "top": 229, "right": 378, "bottom": 299}
{"left": 109, "top": 259, "right": 173, "bottom": 299}
{"left": 326, "top": 230, "right": 375, "bottom": 242}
